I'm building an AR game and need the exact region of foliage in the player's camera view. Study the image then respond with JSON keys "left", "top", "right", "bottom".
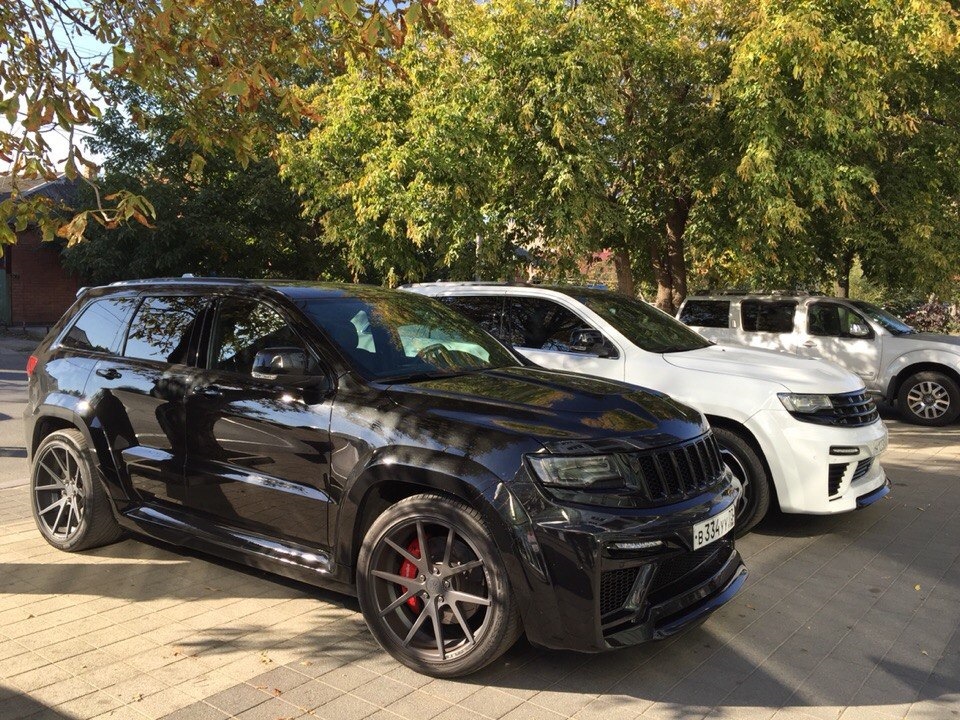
{"left": 62, "top": 84, "right": 349, "bottom": 284}
{"left": 1, "top": 0, "right": 442, "bottom": 244}
{"left": 281, "top": 0, "right": 960, "bottom": 309}
{"left": 902, "top": 301, "right": 960, "bottom": 335}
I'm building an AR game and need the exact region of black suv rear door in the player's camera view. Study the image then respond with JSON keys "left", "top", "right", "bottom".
{"left": 90, "top": 293, "right": 208, "bottom": 507}
{"left": 182, "top": 294, "right": 334, "bottom": 547}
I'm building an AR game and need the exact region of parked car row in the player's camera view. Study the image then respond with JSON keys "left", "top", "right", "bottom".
{"left": 407, "top": 283, "right": 889, "bottom": 535}
{"left": 24, "top": 278, "right": 891, "bottom": 678}
{"left": 678, "top": 293, "right": 960, "bottom": 426}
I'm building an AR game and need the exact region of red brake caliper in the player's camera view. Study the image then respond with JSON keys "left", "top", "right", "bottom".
{"left": 399, "top": 538, "right": 422, "bottom": 612}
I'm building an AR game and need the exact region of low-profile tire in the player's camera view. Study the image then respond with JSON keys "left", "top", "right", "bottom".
{"left": 30, "top": 429, "right": 124, "bottom": 552}
{"left": 713, "top": 427, "right": 771, "bottom": 537}
{"left": 897, "top": 371, "right": 960, "bottom": 427}
{"left": 356, "top": 493, "right": 522, "bottom": 678}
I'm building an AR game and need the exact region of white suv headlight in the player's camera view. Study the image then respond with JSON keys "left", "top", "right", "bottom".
{"left": 777, "top": 393, "right": 834, "bottom": 414}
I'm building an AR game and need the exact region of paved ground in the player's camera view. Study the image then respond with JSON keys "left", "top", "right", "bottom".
{"left": 1, "top": 336, "right": 958, "bottom": 720}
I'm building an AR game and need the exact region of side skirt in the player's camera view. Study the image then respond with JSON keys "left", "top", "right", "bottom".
{"left": 117, "top": 504, "right": 356, "bottom": 596}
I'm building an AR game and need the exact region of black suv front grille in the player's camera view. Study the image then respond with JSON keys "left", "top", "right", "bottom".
{"left": 621, "top": 434, "right": 726, "bottom": 504}
{"left": 790, "top": 391, "right": 880, "bottom": 427}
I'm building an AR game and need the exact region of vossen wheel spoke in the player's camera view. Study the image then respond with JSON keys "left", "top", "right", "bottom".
{"left": 416, "top": 521, "right": 431, "bottom": 567}
{"left": 446, "top": 559, "right": 484, "bottom": 577}
{"left": 442, "top": 526, "right": 455, "bottom": 567}
{"left": 449, "top": 600, "right": 475, "bottom": 644}
{"left": 38, "top": 497, "right": 66, "bottom": 516}
{"left": 426, "top": 602, "right": 445, "bottom": 660}
{"left": 379, "top": 588, "right": 419, "bottom": 617}
{"left": 38, "top": 461, "right": 63, "bottom": 485}
{"left": 402, "top": 604, "right": 431, "bottom": 646}
{"left": 385, "top": 537, "right": 424, "bottom": 570}
{"left": 372, "top": 569, "right": 418, "bottom": 587}
{"left": 51, "top": 500, "right": 67, "bottom": 535}
{"left": 446, "top": 589, "right": 491, "bottom": 607}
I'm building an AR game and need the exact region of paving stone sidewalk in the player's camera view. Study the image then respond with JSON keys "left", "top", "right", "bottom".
{"left": 1, "top": 416, "right": 958, "bottom": 720}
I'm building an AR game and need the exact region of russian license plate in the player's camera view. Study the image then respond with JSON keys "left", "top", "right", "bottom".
{"left": 692, "top": 505, "right": 736, "bottom": 550}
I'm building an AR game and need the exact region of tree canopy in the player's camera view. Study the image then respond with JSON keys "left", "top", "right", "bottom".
{"left": 1, "top": 0, "right": 441, "bottom": 244}
{"left": 280, "top": 0, "right": 960, "bottom": 309}
{"left": 63, "top": 83, "right": 349, "bottom": 284}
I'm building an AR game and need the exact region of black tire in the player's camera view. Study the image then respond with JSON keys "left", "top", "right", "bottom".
{"left": 897, "top": 371, "right": 960, "bottom": 427}
{"left": 713, "top": 427, "right": 771, "bottom": 537}
{"left": 30, "top": 429, "right": 124, "bottom": 552}
{"left": 356, "top": 493, "right": 522, "bottom": 677}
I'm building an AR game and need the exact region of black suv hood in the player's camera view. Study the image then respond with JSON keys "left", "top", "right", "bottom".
{"left": 385, "top": 366, "right": 706, "bottom": 450}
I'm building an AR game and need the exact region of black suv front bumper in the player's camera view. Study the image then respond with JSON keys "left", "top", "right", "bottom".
{"left": 504, "top": 480, "right": 746, "bottom": 652}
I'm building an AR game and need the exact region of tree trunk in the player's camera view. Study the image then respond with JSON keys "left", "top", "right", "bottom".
{"left": 649, "top": 237, "right": 673, "bottom": 312}
{"left": 613, "top": 248, "right": 635, "bottom": 297}
{"left": 650, "top": 196, "right": 691, "bottom": 314}
{"left": 834, "top": 250, "right": 854, "bottom": 298}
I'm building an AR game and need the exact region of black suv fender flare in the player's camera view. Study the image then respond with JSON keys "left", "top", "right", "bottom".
{"left": 27, "top": 398, "right": 122, "bottom": 497}
{"left": 336, "top": 448, "right": 538, "bottom": 597}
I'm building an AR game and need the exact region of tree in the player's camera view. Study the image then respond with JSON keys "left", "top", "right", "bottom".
{"left": 1, "top": 0, "right": 443, "bottom": 244}
{"left": 62, "top": 84, "right": 350, "bottom": 284}
{"left": 719, "top": 0, "right": 960, "bottom": 298}
{"left": 280, "top": 0, "right": 747, "bottom": 306}
{"left": 282, "top": 0, "right": 960, "bottom": 309}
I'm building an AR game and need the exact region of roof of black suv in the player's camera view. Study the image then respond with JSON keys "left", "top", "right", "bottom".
{"left": 94, "top": 277, "right": 393, "bottom": 300}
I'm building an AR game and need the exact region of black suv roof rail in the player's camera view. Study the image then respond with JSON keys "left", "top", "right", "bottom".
{"left": 107, "top": 274, "right": 255, "bottom": 287}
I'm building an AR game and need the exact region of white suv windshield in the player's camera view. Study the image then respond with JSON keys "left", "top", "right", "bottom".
{"left": 559, "top": 290, "right": 711, "bottom": 353}
{"left": 850, "top": 301, "right": 915, "bottom": 335}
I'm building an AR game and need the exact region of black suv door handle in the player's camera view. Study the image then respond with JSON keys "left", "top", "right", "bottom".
{"left": 192, "top": 384, "right": 224, "bottom": 398}
{"left": 95, "top": 368, "right": 121, "bottom": 380}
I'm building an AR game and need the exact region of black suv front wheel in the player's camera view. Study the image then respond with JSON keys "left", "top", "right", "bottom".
{"left": 713, "top": 427, "right": 771, "bottom": 537}
{"left": 357, "top": 493, "right": 522, "bottom": 677}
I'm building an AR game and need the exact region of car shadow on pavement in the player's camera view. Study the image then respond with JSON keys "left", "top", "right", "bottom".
{"left": 0, "top": 688, "right": 76, "bottom": 719}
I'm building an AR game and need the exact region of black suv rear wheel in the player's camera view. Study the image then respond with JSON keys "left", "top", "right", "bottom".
{"left": 31, "top": 429, "right": 124, "bottom": 551}
{"left": 357, "top": 493, "right": 521, "bottom": 677}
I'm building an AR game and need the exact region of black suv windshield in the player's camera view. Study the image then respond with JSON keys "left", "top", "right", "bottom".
{"left": 850, "top": 301, "right": 915, "bottom": 335}
{"left": 559, "top": 290, "right": 711, "bottom": 353}
{"left": 300, "top": 290, "right": 518, "bottom": 381}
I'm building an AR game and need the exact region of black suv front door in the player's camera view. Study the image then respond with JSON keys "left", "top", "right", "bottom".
{"left": 183, "top": 295, "right": 334, "bottom": 547}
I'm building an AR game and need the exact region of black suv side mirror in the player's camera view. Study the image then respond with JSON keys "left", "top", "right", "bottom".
{"left": 252, "top": 347, "right": 309, "bottom": 380}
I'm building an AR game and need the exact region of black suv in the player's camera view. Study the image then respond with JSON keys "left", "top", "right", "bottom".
{"left": 25, "top": 279, "right": 746, "bottom": 676}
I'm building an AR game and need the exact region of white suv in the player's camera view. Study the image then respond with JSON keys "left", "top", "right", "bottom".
{"left": 405, "top": 283, "right": 889, "bottom": 535}
{"left": 678, "top": 294, "right": 960, "bottom": 427}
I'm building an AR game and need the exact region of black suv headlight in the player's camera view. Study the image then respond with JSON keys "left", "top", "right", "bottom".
{"left": 527, "top": 455, "right": 627, "bottom": 491}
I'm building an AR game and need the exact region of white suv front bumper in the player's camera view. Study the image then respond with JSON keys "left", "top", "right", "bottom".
{"left": 747, "top": 409, "right": 889, "bottom": 514}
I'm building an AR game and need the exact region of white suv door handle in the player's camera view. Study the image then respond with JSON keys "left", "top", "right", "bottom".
{"left": 802, "top": 340, "right": 817, "bottom": 348}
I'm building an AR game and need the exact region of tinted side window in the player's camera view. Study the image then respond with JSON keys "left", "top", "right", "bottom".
{"left": 808, "top": 302, "right": 873, "bottom": 338}
{"left": 441, "top": 296, "right": 505, "bottom": 339}
{"left": 679, "top": 300, "right": 730, "bottom": 328}
{"left": 124, "top": 296, "right": 205, "bottom": 364}
{"left": 60, "top": 296, "right": 136, "bottom": 354}
{"left": 741, "top": 300, "right": 797, "bottom": 333}
{"left": 503, "top": 297, "right": 600, "bottom": 353}
{"left": 210, "top": 297, "right": 318, "bottom": 377}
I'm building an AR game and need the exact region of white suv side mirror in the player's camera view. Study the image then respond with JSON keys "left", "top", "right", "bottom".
{"left": 848, "top": 322, "right": 871, "bottom": 338}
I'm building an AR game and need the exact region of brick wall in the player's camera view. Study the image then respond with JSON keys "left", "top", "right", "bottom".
{"left": 9, "top": 228, "right": 80, "bottom": 325}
